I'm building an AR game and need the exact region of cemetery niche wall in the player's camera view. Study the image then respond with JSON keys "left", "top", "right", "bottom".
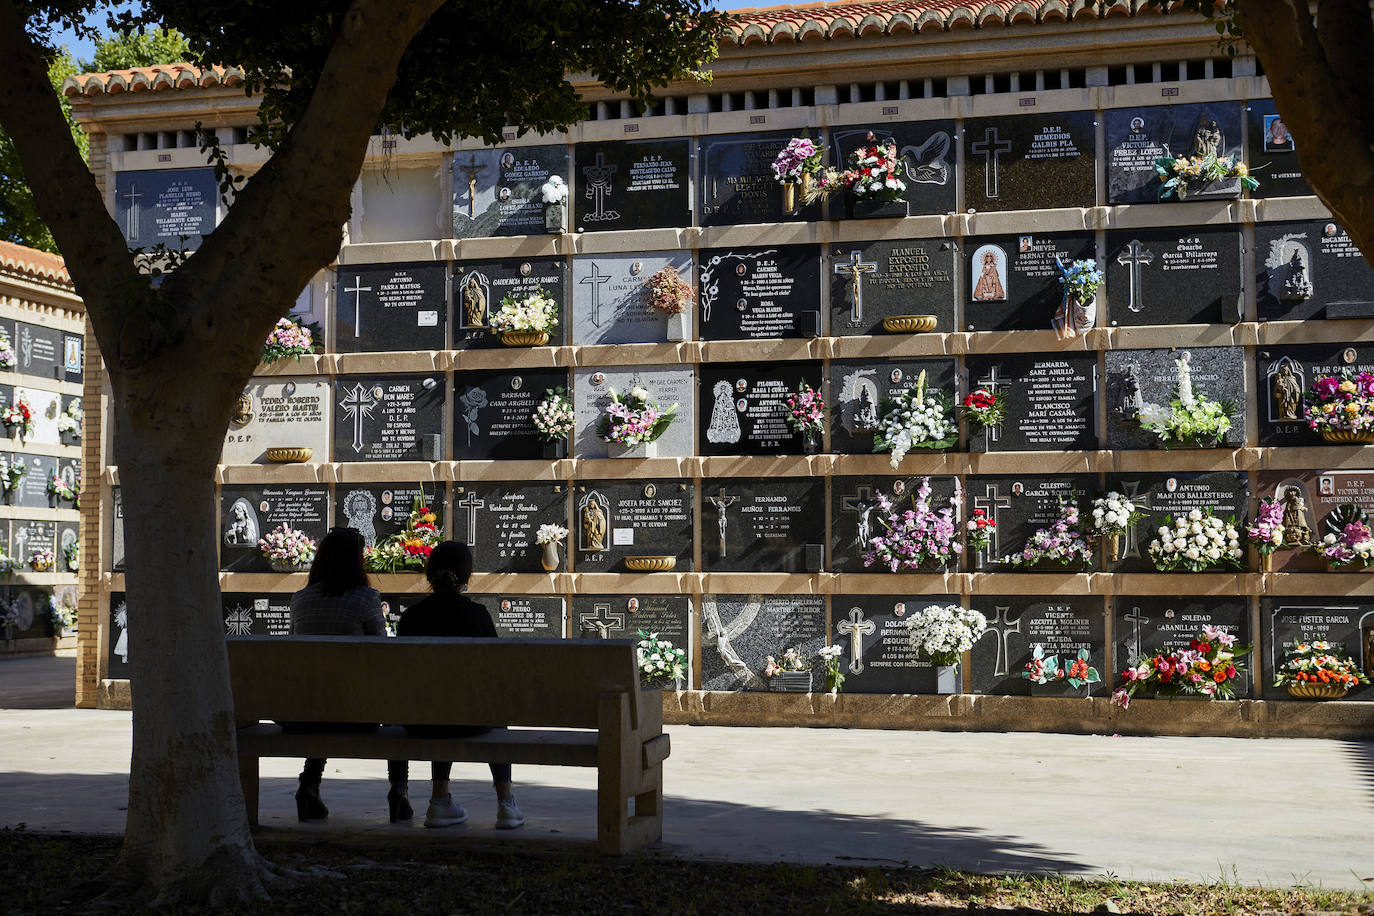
{"left": 69, "top": 4, "right": 1374, "bottom": 734}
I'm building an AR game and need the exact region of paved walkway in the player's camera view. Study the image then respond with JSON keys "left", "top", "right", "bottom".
{"left": 1, "top": 656, "right": 1371, "bottom": 889}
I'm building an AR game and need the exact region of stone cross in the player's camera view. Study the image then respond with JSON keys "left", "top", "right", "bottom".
{"left": 581, "top": 603, "right": 625, "bottom": 639}
{"left": 984, "top": 605, "right": 1022, "bottom": 677}
{"left": 836, "top": 607, "right": 876, "bottom": 675}
{"left": 121, "top": 183, "right": 143, "bottom": 241}
{"left": 974, "top": 365, "right": 1007, "bottom": 446}
{"left": 833, "top": 250, "right": 878, "bottom": 326}
{"left": 457, "top": 156, "right": 486, "bottom": 219}
{"left": 13, "top": 527, "right": 28, "bottom": 563}
{"left": 579, "top": 263, "right": 613, "bottom": 327}
{"left": 338, "top": 383, "right": 379, "bottom": 455}
{"left": 1117, "top": 480, "right": 1156, "bottom": 559}
{"left": 342, "top": 275, "right": 372, "bottom": 338}
{"left": 582, "top": 152, "right": 619, "bottom": 221}
{"left": 706, "top": 490, "right": 739, "bottom": 558}
{"left": 1123, "top": 605, "right": 1150, "bottom": 664}
{"left": 840, "top": 485, "right": 873, "bottom": 549}
{"left": 1116, "top": 240, "right": 1155, "bottom": 313}
{"left": 971, "top": 127, "right": 1013, "bottom": 199}
{"left": 457, "top": 491, "right": 486, "bottom": 546}
{"left": 972, "top": 483, "right": 1012, "bottom": 564}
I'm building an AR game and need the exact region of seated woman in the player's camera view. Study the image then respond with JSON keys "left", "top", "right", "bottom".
{"left": 397, "top": 540, "right": 524, "bottom": 830}
{"left": 289, "top": 526, "right": 411, "bottom": 823}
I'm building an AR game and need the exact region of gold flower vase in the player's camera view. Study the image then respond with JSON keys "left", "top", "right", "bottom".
{"left": 1285, "top": 682, "right": 1349, "bottom": 700}
{"left": 499, "top": 329, "right": 549, "bottom": 347}
{"left": 1320, "top": 428, "right": 1374, "bottom": 445}
{"left": 882, "top": 315, "right": 938, "bottom": 334}
{"left": 625, "top": 555, "right": 676, "bottom": 572}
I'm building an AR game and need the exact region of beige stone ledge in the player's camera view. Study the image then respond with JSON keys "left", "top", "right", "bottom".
{"left": 256, "top": 355, "right": 328, "bottom": 376}
{"left": 830, "top": 572, "right": 965, "bottom": 595}
{"left": 1106, "top": 79, "right": 1248, "bottom": 111}
{"left": 967, "top": 451, "right": 1099, "bottom": 474}
{"left": 571, "top": 571, "right": 699, "bottom": 595}
{"left": 2, "top": 572, "right": 78, "bottom": 587}
{"left": 455, "top": 460, "right": 571, "bottom": 483}
{"left": 1104, "top": 447, "right": 1252, "bottom": 473}
{"left": 573, "top": 456, "right": 698, "bottom": 479}
{"left": 965, "top": 207, "right": 1091, "bottom": 236}
{"left": 827, "top": 332, "right": 956, "bottom": 359}
{"left": 1111, "top": 572, "right": 1250, "bottom": 596}
{"left": 1265, "top": 572, "right": 1374, "bottom": 597}
{"left": 1254, "top": 196, "right": 1331, "bottom": 223}
{"left": 572, "top": 342, "right": 698, "bottom": 367}
{"left": 699, "top": 337, "right": 822, "bottom": 364}
{"left": 575, "top": 117, "right": 699, "bottom": 143}
{"left": 572, "top": 228, "right": 689, "bottom": 254}
{"left": 0, "top": 506, "right": 80, "bottom": 523}
{"left": 0, "top": 442, "right": 81, "bottom": 461}
{"left": 954, "top": 328, "right": 1099, "bottom": 354}
{"left": 832, "top": 452, "right": 960, "bottom": 477}
{"left": 1254, "top": 445, "right": 1374, "bottom": 470}
{"left": 698, "top": 220, "right": 825, "bottom": 250}
{"left": 218, "top": 571, "right": 307, "bottom": 591}
{"left": 1258, "top": 320, "right": 1374, "bottom": 346}
{"left": 1106, "top": 323, "right": 1251, "bottom": 349}
{"left": 957, "top": 87, "right": 1098, "bottom": 119}
{"left": 336, "top": 241, "right": 444, "bottom": 265}
{"left": 467, "top": 572, "right": 570, "bottom": 595}
{"left": 330, "top": 352, "right": 446, "bottom": 375}
{"left": 454, "top": 235, "right": 561, "bottom": 262}
{"left": 0, "top": 374, "right": 84, "bottom": 398}
{"left": 452, "top": 346, "right": 569, "bottom": 370}
{"left": 1106, "top": 200, "right": 1239, "bottom": 230}
{"left": 830, "top": 214, "right": 952, "bottom": 245}
{"left": 217, "top": 463, "right": 325, "bottom": 485}
{"left": 698, "top": 454, "right": 823, "bottom": 478}
{"left": 333, "top": 461, "right": 443, "bottom": 484}
{"left": 970, "top": 572, "right": 1099, "bottom": 595}
{"left": 700, "top": 572, "right": 824, "bottom": 595}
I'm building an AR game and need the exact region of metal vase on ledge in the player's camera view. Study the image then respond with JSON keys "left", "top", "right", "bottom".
{"left": 936, "top": 664, "right": 960, "bottom": 695}
{"left": 540, "top": 540, "right": 561, "bottom": 572}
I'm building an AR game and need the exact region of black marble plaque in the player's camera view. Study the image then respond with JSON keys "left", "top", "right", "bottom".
{"left": 571, "top": 594, "right": 691, "bottom": 660}
{"left": 108, "top": 592, "right": 131, "bottom": 674}
{"left": 453, "top": 257, "right": 567, "bottom": 349}
{"left": 698, "top": 361, "right": 824, "bottom": 456}
{"left": 114, "top": 168, "right": 218, "bottom": 249}
{"left": 59, "top": 394, "right": 82, "bottom": 447}
{"left": 0, "top": 585, "right": 50, "bottom": 639}
{"left": 965, "top": 353, "right": 1097, "bottom": 452}
{"left": 827, "top": 240, "right": 956, "bottom": 336}
{"left": 1105, "top": 346, "right": 1246, "bottom": 449}
{"left": 62, "top": 332, "right": 83, "bottom": 385}
{"left": 333, "top": 483, "right": 447, "bottom": 549}
{"left": 964, "top": 112, "right": 1096, "bottom": 212}
{"left": 453, "top": 369, "right": 565, "bottom": 460}
{"left": 1103, "top": 471, "right": 1249, "bottom": 573}
{"left": 452, "top": 144, "right": 569, "bottom": 238}
{"left": 829, "top": 358, "right": 957, "bottom": 455}
{"left": 966, "top": 475, "right": 1096, "bottom": 571}
{"left": 701, "top": 593, "right": 827, "bottom": 692}
{"left": 1106, "top": 103, "right": 1244, "bottom": 204}
{"left": 53, "top": 457, "right": 79, "bottom": 508}
{"left": 828, "top": 120, "right": 957, "bottom": 217}
{"left": 58, "top": 522, "right": 78, "bottom": 573}
{"left": 1112, "top": 597, "right": 1251, "bottom": 696}
{"left": 0, "top": 519, "right": 12, "bottom": 559}
{"left": 572, "top": 479, "right": 693, "bottom": 573}
{"left": 700, "top": 131, "right": 819, "bottom": 226}
{"left": 963, "top": 233, "right": 1097, "bottom": 331}
{"left": 219, "top": 484, "right": 328, "bottom": 572}
{"left": 829, "top": 476, "right": 962, "bottom": 573}
{"left": 1247, "top": 99, "right": 1310, "bottom": 199}
{"left": 333, "top": 263, "right": 447, "bottom": 353}
{"left": 473, "top": 595, "right": 566, "bottom": 639}
{"left": 701, "top": 477, "right": 825, "bottom": 573}
{"left": 1255, "top": 343, "right": 1374, "bottom": 446}
{"left": 573, "top": 138, "right": 691, "bottom": 232}
{"left": 10, "top": 518, "right": 54, "bottom": 567}
{"left": 222, "top": 592, "right": 294, "bottom": 637}
{"left": 834, "top": 595, "right": 963, "bottom": 694}
{"left": 6, "top": 452, "right": 56, "bottom": 510}
{"left": 453, "top": 481, "right": 567, "bottom": 573}
{"left": 1105, "top": 227, "right": 1243, "bottom": 326}
{"left": 333, "top": 375, "right": 444, "bottom": 462}
{"left": 1263, "top": 597, "right": 1374, "bottom": 701}
{"left": 970, "top": 596, "right": 1106, "bottom": 696}
{"left": 13, "top": 321, "right": 64, "bottom": 382}
{"left": 1256, "top": 220, "right": 1374, "bottom": 321}
{"left": 698, "top": 245, "right": 821, "bottom": 340}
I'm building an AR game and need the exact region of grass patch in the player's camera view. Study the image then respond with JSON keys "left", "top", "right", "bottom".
{"left": 2, "top": 829, "right": 1371, "bottom": 915}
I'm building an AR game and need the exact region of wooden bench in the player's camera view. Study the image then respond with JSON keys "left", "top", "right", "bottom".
{"left": 226, "top": 635, "right": 670, "bottom": 854}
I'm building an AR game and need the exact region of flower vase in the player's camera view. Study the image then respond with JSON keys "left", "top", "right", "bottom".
{"left": 607, "top": 440, "right": 656, "bottom": 460}
{"left": 1261, "top": 551, "right": 1274, "bottom": 573}
{"left": 540, "top": 540, "right": 561, "bottom": 572}
{"left": 800, "top": 170, "right": 815, "bottom": 203}
{"left": 768, "top": 670, "right": 813, "bottom": 693}
{"left": 541, "top": 439, "right": 567, "bottom": 460}
{"left": 782, "top": 181, "right": 797, "bottom": 214}
{"left": 544, "top": 202, "right": 565, "bottom": 233}
{"left": 936, "top": 664, "right": 960, "bottom": 695}
{"left": 802, "top": 430, "right": 821, "bottom": 455}
{"left": 1320, "top": 428, "right": 1374, "bottom": 445}
{"left": 1105, "top": 533, "right": 1121, "bottom": 565}
{"left": 269, "top": 558, "right": 307, "bottom": 574}
{"left": 499, "top": 329, "right": 549, "bottom": 347}
{"left": 848, "top": 197, "right": 909, "bottom": 220}
{"left": 664, "top": 310, "right": 689, "bottom": 341}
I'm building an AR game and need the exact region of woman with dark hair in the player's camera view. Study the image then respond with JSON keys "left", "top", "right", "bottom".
{"left": 398, "top": 540, "right": 523, "bottom": 830}
{"left": 288, "top": 527, "right": 411, "bottom": 823}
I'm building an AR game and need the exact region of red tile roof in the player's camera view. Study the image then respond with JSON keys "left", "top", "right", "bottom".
{"left": 727, "top": 0, "right": 1121, "bottom": 43}
{"left": 62, "top": 64, "right": 244, "bottom": 98}
{"left": 0, "top": 241, "right": 72, "bottom": 287}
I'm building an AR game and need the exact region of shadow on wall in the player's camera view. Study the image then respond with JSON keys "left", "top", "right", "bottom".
{"left": 0, "top": 655, "right": 75, "bottom": 710}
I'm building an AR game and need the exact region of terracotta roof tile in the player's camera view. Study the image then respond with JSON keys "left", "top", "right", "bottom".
{"left": 0, "top": 241, "right": 72, "bottom": 287}
{"left": 727, "top": 0, "right": 1129, "bottom": 43}
{"left": 62, "top": 64, "right": 244, "bottom": 98}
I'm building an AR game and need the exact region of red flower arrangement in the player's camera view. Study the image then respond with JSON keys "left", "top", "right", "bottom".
{"left": 960, "top": 388, "right": 1006, "bottom": 428}
{"left": 964, "top": 508, "right": 995, "bottom": 553}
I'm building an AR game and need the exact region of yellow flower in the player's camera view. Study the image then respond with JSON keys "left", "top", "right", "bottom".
{"left": 1340, "top": 380, "right": 1357, "bottom": 394}
{"left": 1345, "top": 402, "right": 1360, "bottom": 417}
{"left": 1323, "top": 403, "right": 1336, "bottom": 414}
{"left": 1234, "top": 162, "right": 1249, "bottom": 177}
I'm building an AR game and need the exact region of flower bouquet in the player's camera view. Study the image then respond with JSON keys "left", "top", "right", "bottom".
{"left": 28, "top": 547, "right": 55, "bottom": 572}
{"left": 763, "top": 647, "right": 812, "bottom": 693}
{"left": 540, "top": 175, "right": 568, "bottom": 232}
{"left": 1154, "top": 153, "right": 1258, "bottom": 201}
{"left": 1052, "top": 258, "right": 1102, "bottom": 340}
{"left": 63, "top": 538, "right": 78, "bottom": 572}
{"left": 1023, "top": 645, "right": 1100, "bottom": 695}
{"left": 840, "top": 131, "right": 907, "bottom": 217}
{"left": 873, "top": 370, "right": 956, "bottom": 468}
{"left": 646, "top": 266, "right": 693, "bottom": 339}
{"left": 0, "top": 457, "right": 25, "bottom": 498}
{"left": 784, "top": 381, "right": 826, "bottom": 452}
{"left": 1112, "top": 625, "right": 1250, "bottom": 706}
{"left": 1147, "top": 508, "right": 1243, "bottom": 572}
{"left": 1246, "top": 499, "right": 1285, "bottom": 571}
{"left": 259, "top": 523, "right": 317, "bottom": 572}
{"left": 599, "top": 386, "right": 677, "bottom": 457}
{"left": 636, "top": 629, "right": 687, "bottom": 689}
{"left": 49, "top": 595, "right": 76, "bottom": 635}
{"left": 3, "top": 397, "right": 33, "bottom": 442}
{"left": 819, "top": 644, "right": 844, "bottom": 694}
{"left": 960, "top": 387, "right": 1005, "bottom": 430}
{"left": 1304, "top": 371, "right": 1374, "bottom": 444}
{"left": 1000, "top": 499, "right": 1094, "bottom": 570}
{"left": 1135, "top": 355, "right": 1234, "bottom": 448}
{"left": 365, "top": 498, "right": 442, "bottom": 573}
{"left": 532, "top": 387, "right": 574, "bottom": 458}
{"left": 862, "top": 477, "right": 963, "bottom": 572}
{"left": 56, "top": 399, "right": 81, "bottom": 439}
{"left": 261, "top": 315, "right": 323, "bottom": 365}
{"left": 0, "top": 327, "right": 15, "bottom": 370}
{"left": 770, "top": 135, "right": 824, "bottom": 212}
{"left": 46, "top": 471, "right": 75, "bottom": 503}
{"left": 535, "top": 522, "right": 568, "bottom": 572}
{"left": 1310, "top": 519, "right": 1374, "bottom": 570}
{"left": 1273, "top": 641, "right": 1370, "bottom": 699}
{"left": 964, "top": 508, "right": 995, "bottom": 555}
{"left": 905, "top": 603, "right": 987, "bottom": 668}
{"left": 1089, "top": 491, "right": 1146, "bottom": 563}
{"left": 489, "top": 289, "right": 558, "bottom": 346}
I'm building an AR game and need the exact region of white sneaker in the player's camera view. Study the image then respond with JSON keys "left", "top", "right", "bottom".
{"left": 424, "top": 795, "right": 468, "bottom": 828}
{"left": 495, "top": 799, "right": 525, "bottom": 830}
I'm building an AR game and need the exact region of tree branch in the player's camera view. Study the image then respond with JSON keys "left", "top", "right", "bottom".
{"left": 1315, "top": 0, "right": 1374, "bottom": 132}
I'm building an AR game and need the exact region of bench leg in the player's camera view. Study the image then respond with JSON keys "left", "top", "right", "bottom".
{"left": 238, "top": 754, "right": 259, "bottom": 827}
{"left": 634, "top": 770, "right": 663, "bottom": 844}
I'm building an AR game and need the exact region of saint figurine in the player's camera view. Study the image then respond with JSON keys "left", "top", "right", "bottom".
{"left": 1191, "top": 117, "right": 1222, "bottom": 159}
{"left": 462, "top": 276, "right": 487, "bottom": 328}
{"left": 971, "top": 251, "right": 1006, "bottom": 301}
{"left": 1273, "top": 364, "right": 1301, "bottom": 420}
{"left": 1117, "top": 363, "right": 1144, "bottom": 420}
{"left": 1280, "top": 250, "right": 1313, "bottom": 301}
{"left": 854, "top": 388, "right": 879, "bottom": 431}
{"left": 1280, "top": 486, "right": 1312, "bottom": 547}
{"left": 582, "top": 500, "right": 607, "bottom": 552}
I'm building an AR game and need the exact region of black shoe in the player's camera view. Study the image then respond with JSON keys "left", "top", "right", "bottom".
{"left": 295, "top": 779, "right": 329, "bottom": 822}
{"left": 387, "top": 785, "right": 413, "bottom": 823}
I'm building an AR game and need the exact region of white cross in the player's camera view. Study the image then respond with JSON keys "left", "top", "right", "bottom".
{"left": 457, "top": 491, "right": 485, "bottom": 546}
{"left": 973, "top": 484, "right": 1012, "bottom": 565}
{"left": 1116, "top": 240, "right": 1155, "bottom": 314}
{"left": 984, "top": 605, "right": 1022, "bottom": 677}
{"left": 343, "top": 276, "right": 372, "bottom": 338}
{"left": 971, "top": 127, "right": 1013, "bottom": 198}
{"left": 581, "top": 603, "right": 624, "bottom": 639}
{"left": 579, "top": 263, "right": 613, "bottom": 327}
{"left": 338, "top": 383, "right": 378, "bottom": 454}
{"left": 836, "top": 607, "right": 876, "bottom": 675}
{"left": 121, "top": 183, "right": 143, "bottom": 240}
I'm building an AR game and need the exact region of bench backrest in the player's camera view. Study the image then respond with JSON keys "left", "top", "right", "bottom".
{"left": 226, "top": 636, "right": 641, "bottom": 729}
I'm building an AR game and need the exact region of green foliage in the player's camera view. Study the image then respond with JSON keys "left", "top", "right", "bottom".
{"left": 0, "top": 48, "right": 82, "bottom": 253}
{"left": 81, "top": 25, "right": 191, "bottom": 72}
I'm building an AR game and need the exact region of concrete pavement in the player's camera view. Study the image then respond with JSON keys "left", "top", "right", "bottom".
{"left": 1, "top": 655, "right": 1371, "bottom": 889}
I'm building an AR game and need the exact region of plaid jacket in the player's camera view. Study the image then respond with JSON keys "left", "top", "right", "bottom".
{"left": 289, "top": 584, "right": 386, "bottom": 637}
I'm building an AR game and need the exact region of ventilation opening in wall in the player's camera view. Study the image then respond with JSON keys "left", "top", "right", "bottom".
{"left": 1106, "top": 58, "right": 1234, "bottom": 86}
{"left": 969, "top": 68, "right": 1087, "bottom": 94}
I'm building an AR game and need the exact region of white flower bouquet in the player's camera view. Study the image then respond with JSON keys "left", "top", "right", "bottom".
{"left": 1147, "top": 508, "right": 1243, "bottom": 572}
{"left": 536, "top": 523, "right": 568, "bottom": 545}
{"left": 1136, "top": 355, "right": 1234, "bottom": 447}
{"left": 489, "top": 289, "right": 558, "bottom": 333}
{"left": 1089, "top": 492, "right": 1146, "bottom": 538}
{"left": 540, "top": 175, "right": 568, "bottom": 205}
{"left": 905, "top": 604, "right": 987, "bottom": 667}
{"left": 532, "top": 387, "right": 574, "bottom": 442}
{"left": 636, "top": 630, "right": 686, "bottom": 688}
{"left": 873, "top": 370, "right": 956, "bottom": 468}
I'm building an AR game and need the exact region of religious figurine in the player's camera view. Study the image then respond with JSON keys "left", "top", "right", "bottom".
{"left": 1280, "top": 486, "right": 1312, "bottom": 547}
{"left": 1272, "top": 363, "right": 1302, "bottom": 420}
{"left": 1175, "top": 351, "right": 1195, "bottom": 407}
{"left": 853, "top": 388, "right": 879, "bottom": 431}
{"left": 1191, "top": 117, "right": 1222, "bottom": 159}
{"left": 1280, "top": 249, "right": 1313, "bottom": 301}
{"left": 706, "top": 380, "right": 742, "bottom": 444}
{"left": 1117, "top": 363, "right": 1144, "bottom": 420}
{"left": 971, "top": 250, "right": 1006, "bottom": 301}
{"left": 582, "top": 500, "right": 607, "bottom": 552}
{"left": 462, "top": 276, "right": 487, "bottom": 328}
{"left": 1051, "top": 255, "right": 1097, "bottom": 341}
